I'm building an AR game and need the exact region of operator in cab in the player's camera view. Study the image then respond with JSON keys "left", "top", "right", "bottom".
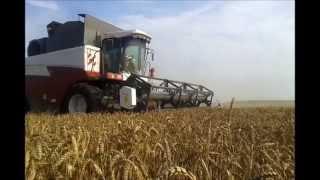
{"left": 121, "top": 55, "right": 136, "bottom": 73}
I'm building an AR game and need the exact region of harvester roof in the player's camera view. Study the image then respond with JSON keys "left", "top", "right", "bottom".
{"left": 103, "top": 29, "right": 152, "bottom": 42}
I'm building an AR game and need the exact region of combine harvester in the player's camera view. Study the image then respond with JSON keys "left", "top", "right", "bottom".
{"left": 25, "top": 14, "right": 214, "bottom": 113}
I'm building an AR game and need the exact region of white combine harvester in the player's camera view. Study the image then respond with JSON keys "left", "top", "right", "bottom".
{"left": 25, "top": 14, "right": 214, "bottom": 113}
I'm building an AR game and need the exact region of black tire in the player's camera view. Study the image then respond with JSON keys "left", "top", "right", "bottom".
{"left": 61, "top": 83, "right": 103, "bottom": 113}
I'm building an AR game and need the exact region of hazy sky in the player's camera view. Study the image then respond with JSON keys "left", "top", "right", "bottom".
{"left": 26, "top": 0, "right": 295, "bottom": 102}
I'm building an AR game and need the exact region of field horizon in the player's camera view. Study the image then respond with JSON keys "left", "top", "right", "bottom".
{"left": 220, "top": 100, "right": 294, "bottom": 108}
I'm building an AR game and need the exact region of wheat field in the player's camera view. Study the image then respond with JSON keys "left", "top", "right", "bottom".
{"left": 25, "top": 107, "right": 294, "bottom": 180}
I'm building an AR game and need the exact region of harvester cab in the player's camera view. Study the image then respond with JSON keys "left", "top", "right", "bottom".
{"left": 25, "top": 14, "right": 214, "bottom": 113}
{"left": 98, "top": 29, "right": 214, "bottom": 110}
{"left": 101, "top": 29, "right": 153, "bottom": 76}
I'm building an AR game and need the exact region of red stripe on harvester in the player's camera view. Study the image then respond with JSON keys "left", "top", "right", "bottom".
{"left": 106, "top": 72, "right": 123, "bottom": 81}
{"left": 106, "top": 72, "right": 114, "bottom": 79}
{"left": 86, "top": 71, "right": 100, "bottom": 77}
{"left": 116, "top": 74, "right": 123, "bottom": 80}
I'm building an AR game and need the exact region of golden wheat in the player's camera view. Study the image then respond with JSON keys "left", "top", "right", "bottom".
{"left": 25, "top": 107, "right": 294, "bottom": 180}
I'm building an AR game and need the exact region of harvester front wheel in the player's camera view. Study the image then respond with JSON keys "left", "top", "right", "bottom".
{"left": 62, "top": 84, "right": 103, "bottom": 113}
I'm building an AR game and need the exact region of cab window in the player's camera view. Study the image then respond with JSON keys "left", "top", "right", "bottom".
{"left": 102, "top": 38, "right": 122, "bottom": 73}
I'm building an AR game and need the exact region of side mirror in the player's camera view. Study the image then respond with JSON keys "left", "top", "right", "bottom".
{"left": 149, "top": 67, "right": 155, "bottom": 77}
{"left": 146, "top": 48, "right": 155, "bottom": 61}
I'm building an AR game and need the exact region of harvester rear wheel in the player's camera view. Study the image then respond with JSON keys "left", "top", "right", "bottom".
{"left": 62, "top": 83, "right": 103, "bottom": 113}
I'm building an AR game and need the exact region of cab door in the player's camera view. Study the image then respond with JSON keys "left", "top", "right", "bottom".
{"left": 102, "top": 38, "right": 123, "bottom": 73}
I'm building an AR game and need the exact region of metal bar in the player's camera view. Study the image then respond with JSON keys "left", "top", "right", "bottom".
{"left": 164, "top": 80, "right": 180, "bottom": 88}
{"left": 136, "top": 74, "right": 209, "bottom": 88}
{"left": 151, "top": 86, "right": 179, "bottom": 91}
{"left": 129, "top": 74, "right": 214, "bottom": 109}
{"left": 184, "top": 83, "right": 197, "bottom": 90}
{"left": 136, "top": 74, "right": 214, "bottom": 94}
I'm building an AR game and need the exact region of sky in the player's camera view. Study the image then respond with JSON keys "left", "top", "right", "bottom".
{"left": 26, "top": 0, "right": 295, "bottom": 102}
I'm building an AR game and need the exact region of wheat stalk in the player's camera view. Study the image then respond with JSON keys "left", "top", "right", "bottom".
{"left": 164, "top": 139, "right": 172, "bottom": 167}
{"left": 200, "top": 158, "right": 210, "bottom": 180}
{"left": 25, "top": 107, "right": 294, "bottom": 180}
{"left": 26, "top": 160, "right": 36, "bottom": 180}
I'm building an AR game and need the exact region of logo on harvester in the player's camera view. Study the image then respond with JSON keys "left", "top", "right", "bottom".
{"left": 87, "top": 48, "right": 98, "bottom": 72}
